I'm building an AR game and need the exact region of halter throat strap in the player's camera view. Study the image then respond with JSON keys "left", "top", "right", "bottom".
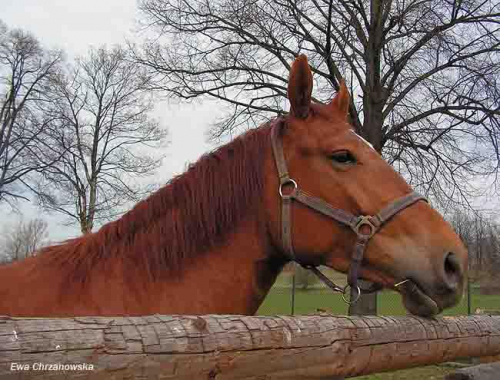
{"left": 270, "top": 120, "right": 426, "bottom": 302}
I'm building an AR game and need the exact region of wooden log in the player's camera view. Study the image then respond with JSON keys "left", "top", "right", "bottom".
{"left": 445, "top": 362, "right": 500, "bottom": 380}
{"left": 0, "top": 314, "right": 499, "bottom": 379}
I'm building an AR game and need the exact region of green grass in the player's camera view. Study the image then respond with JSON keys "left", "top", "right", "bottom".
{"left": 258, "top": 287, "right": 348, "bottom": 315}
{"left": 258, "top": 287, "right": 500, "bottom": 316}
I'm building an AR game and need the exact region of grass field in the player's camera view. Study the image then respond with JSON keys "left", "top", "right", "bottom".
{"left": 255, "top": 272, "right": 499, "bottom": 379}
{"left": 257, "top": 287, "right": 500, "bottom": 316}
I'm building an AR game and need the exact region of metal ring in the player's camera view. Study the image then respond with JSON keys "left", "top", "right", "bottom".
{"left": 341, "top": 285, "right": 361, "bottom": 304}
{"left": 352, "top": 216, "right": 378, "bottom": 238}
{"left": 279, "top": 179, "right": 298, "bottom": 197}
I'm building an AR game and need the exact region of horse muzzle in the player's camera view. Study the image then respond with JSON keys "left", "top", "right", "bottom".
{"left": 396, "top": 251, "right": 466, "bottom": 317}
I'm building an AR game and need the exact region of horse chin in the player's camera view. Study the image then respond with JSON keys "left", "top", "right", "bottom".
{"left": 398, "top": 280, "right": 441, "bottom": 317}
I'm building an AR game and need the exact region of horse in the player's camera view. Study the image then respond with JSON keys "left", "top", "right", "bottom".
{"left": 0, "top": 55, "right": 467, "bottom": 317}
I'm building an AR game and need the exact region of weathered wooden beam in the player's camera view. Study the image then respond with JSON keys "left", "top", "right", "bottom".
{"left": 1, "top": 314, "right": 499, "bottom": 379}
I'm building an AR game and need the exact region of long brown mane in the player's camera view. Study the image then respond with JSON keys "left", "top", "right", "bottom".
{"left": 43, "top": 123, "right": 272, "bottom": 283}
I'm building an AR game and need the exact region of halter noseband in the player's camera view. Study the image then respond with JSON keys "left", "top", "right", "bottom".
{"left": 270, "top": 120, "right": 426, "bottom": 304}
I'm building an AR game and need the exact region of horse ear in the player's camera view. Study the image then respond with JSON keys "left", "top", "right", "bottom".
{"left": 330, "top": 80, "right": 350, "bottom": 118}
{"left": 288, "top": 55, "right": 313, "bottom": 119}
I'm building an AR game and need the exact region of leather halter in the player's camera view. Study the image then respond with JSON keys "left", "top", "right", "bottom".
{"left": 270, "top": 120, "right": 426, "bottom": 304}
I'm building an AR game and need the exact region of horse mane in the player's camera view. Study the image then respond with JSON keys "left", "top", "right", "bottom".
{"left": 43, "top": 122, "right": 274, "bottom": 283}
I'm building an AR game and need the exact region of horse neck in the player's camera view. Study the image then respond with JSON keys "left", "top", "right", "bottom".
{"left": 143, "top": 216, "right": 286, "bottom": 315}
{"left": 79, "top": 214, "right": 286, "bottom": 316}
{"left": 0, "top": 216, "right": 285, "bottom": 316}
{"left": 0, "top": 125, "right": 289, "bottom": 316}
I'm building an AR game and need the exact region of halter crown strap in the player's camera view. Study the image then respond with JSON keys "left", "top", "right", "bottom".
{"left": 270, "top": 120, "right": 427, "bottom": 302}
{"left": 270, "top": 124, "right": 290, "bottom": 182}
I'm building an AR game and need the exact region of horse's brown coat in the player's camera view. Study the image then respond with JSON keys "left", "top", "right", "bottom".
{"left": 0, "top": 55, "right": 467, "bottom": 317}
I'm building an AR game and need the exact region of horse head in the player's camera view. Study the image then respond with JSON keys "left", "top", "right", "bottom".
{"left": 265, "top": 55, "right": 467, "bottom": 316}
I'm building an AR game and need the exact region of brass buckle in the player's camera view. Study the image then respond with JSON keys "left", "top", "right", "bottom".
{"left": 353, "top": 216, "right": 378, "bottom": 238}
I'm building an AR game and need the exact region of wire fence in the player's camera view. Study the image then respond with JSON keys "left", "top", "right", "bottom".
{"left": 257, "top": 264, "right": 500, "bottom": 317}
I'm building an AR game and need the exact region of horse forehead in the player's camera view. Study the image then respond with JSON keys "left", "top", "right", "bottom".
{"left": 349, "top": 130, "right": 375, "bottom": 150}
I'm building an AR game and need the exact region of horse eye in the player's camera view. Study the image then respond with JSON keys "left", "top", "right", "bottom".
{"left": 330, "top": 150, "right": 356, "bottom": 164}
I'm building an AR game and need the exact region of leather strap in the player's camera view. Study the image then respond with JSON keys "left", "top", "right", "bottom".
{"left": 271, "top": 123, "right": 290, "bottom": 182}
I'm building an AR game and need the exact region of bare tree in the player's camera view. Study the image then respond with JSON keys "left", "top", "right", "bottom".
{"left": 0, "top": 20, "right": 62, "bottom": 204}
{"left": 486, "top": 222, "right": 500, "bottom": 273}
{"left": 136, "top": 0, "right": 500, "bottom": 315}
{"left": 0, "top": 218, "right": 48, "bottom": 262}
{"left": 448, "top": 208, "right": 474, "bottom": 243}
{"left": 36, "top": 46, "right": 167, "bottom": 234}
{"left": 448, "top": 209, "right": 500, "bottom": 279}
{"left": 136, "top": 0, "right": 499, "bottom": 203}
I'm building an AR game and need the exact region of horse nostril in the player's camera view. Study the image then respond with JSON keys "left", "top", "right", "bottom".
{"left": 443, "top": 252, "right": 462, "bottom": 290}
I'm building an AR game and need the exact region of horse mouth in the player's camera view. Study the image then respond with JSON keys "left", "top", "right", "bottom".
{"left": 395, "top": 279, "right": 441, "bottom": 317}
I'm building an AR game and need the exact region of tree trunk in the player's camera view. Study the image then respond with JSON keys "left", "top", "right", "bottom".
{"left": 1, "top": 314, "right": 499, "bottom": 379}
{"left": 352, "top": 0, "right": 388, "bottom": 316}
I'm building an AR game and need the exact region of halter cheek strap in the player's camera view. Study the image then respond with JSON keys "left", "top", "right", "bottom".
{"left": 270, "top": 120, "right": 427, "bottom": 303}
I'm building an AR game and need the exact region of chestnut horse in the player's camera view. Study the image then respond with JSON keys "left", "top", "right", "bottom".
{"left": 0, "top": 56, "right": 467, "bottom": 317}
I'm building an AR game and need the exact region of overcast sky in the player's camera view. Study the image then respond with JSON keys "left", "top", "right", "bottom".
{"left": 0, "top": 0, "right": 216, "bottom": 241}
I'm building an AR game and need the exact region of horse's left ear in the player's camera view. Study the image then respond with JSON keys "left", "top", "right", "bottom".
{"left": 288, "top": 55, "right": 313, "bottom": 119}
{"left": 330, "top": 80, "right": 350, "bottom": 118}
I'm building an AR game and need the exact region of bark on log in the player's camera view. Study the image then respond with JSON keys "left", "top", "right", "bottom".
{"left": 1, "top": 314, "right": 499, "bottom": 379}
{"left": 445, "top": 362, "right": 500, "bottom": 380}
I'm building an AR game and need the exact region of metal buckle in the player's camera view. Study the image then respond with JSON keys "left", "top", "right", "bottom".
{"left": 342, "top": 284, "right": 361, "bottom": 304}
{"left": 279, "top": 179, "right": 298, "bottom": 198}
{"left": 353, "top": 216, "right": 378, "bottom": 238}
